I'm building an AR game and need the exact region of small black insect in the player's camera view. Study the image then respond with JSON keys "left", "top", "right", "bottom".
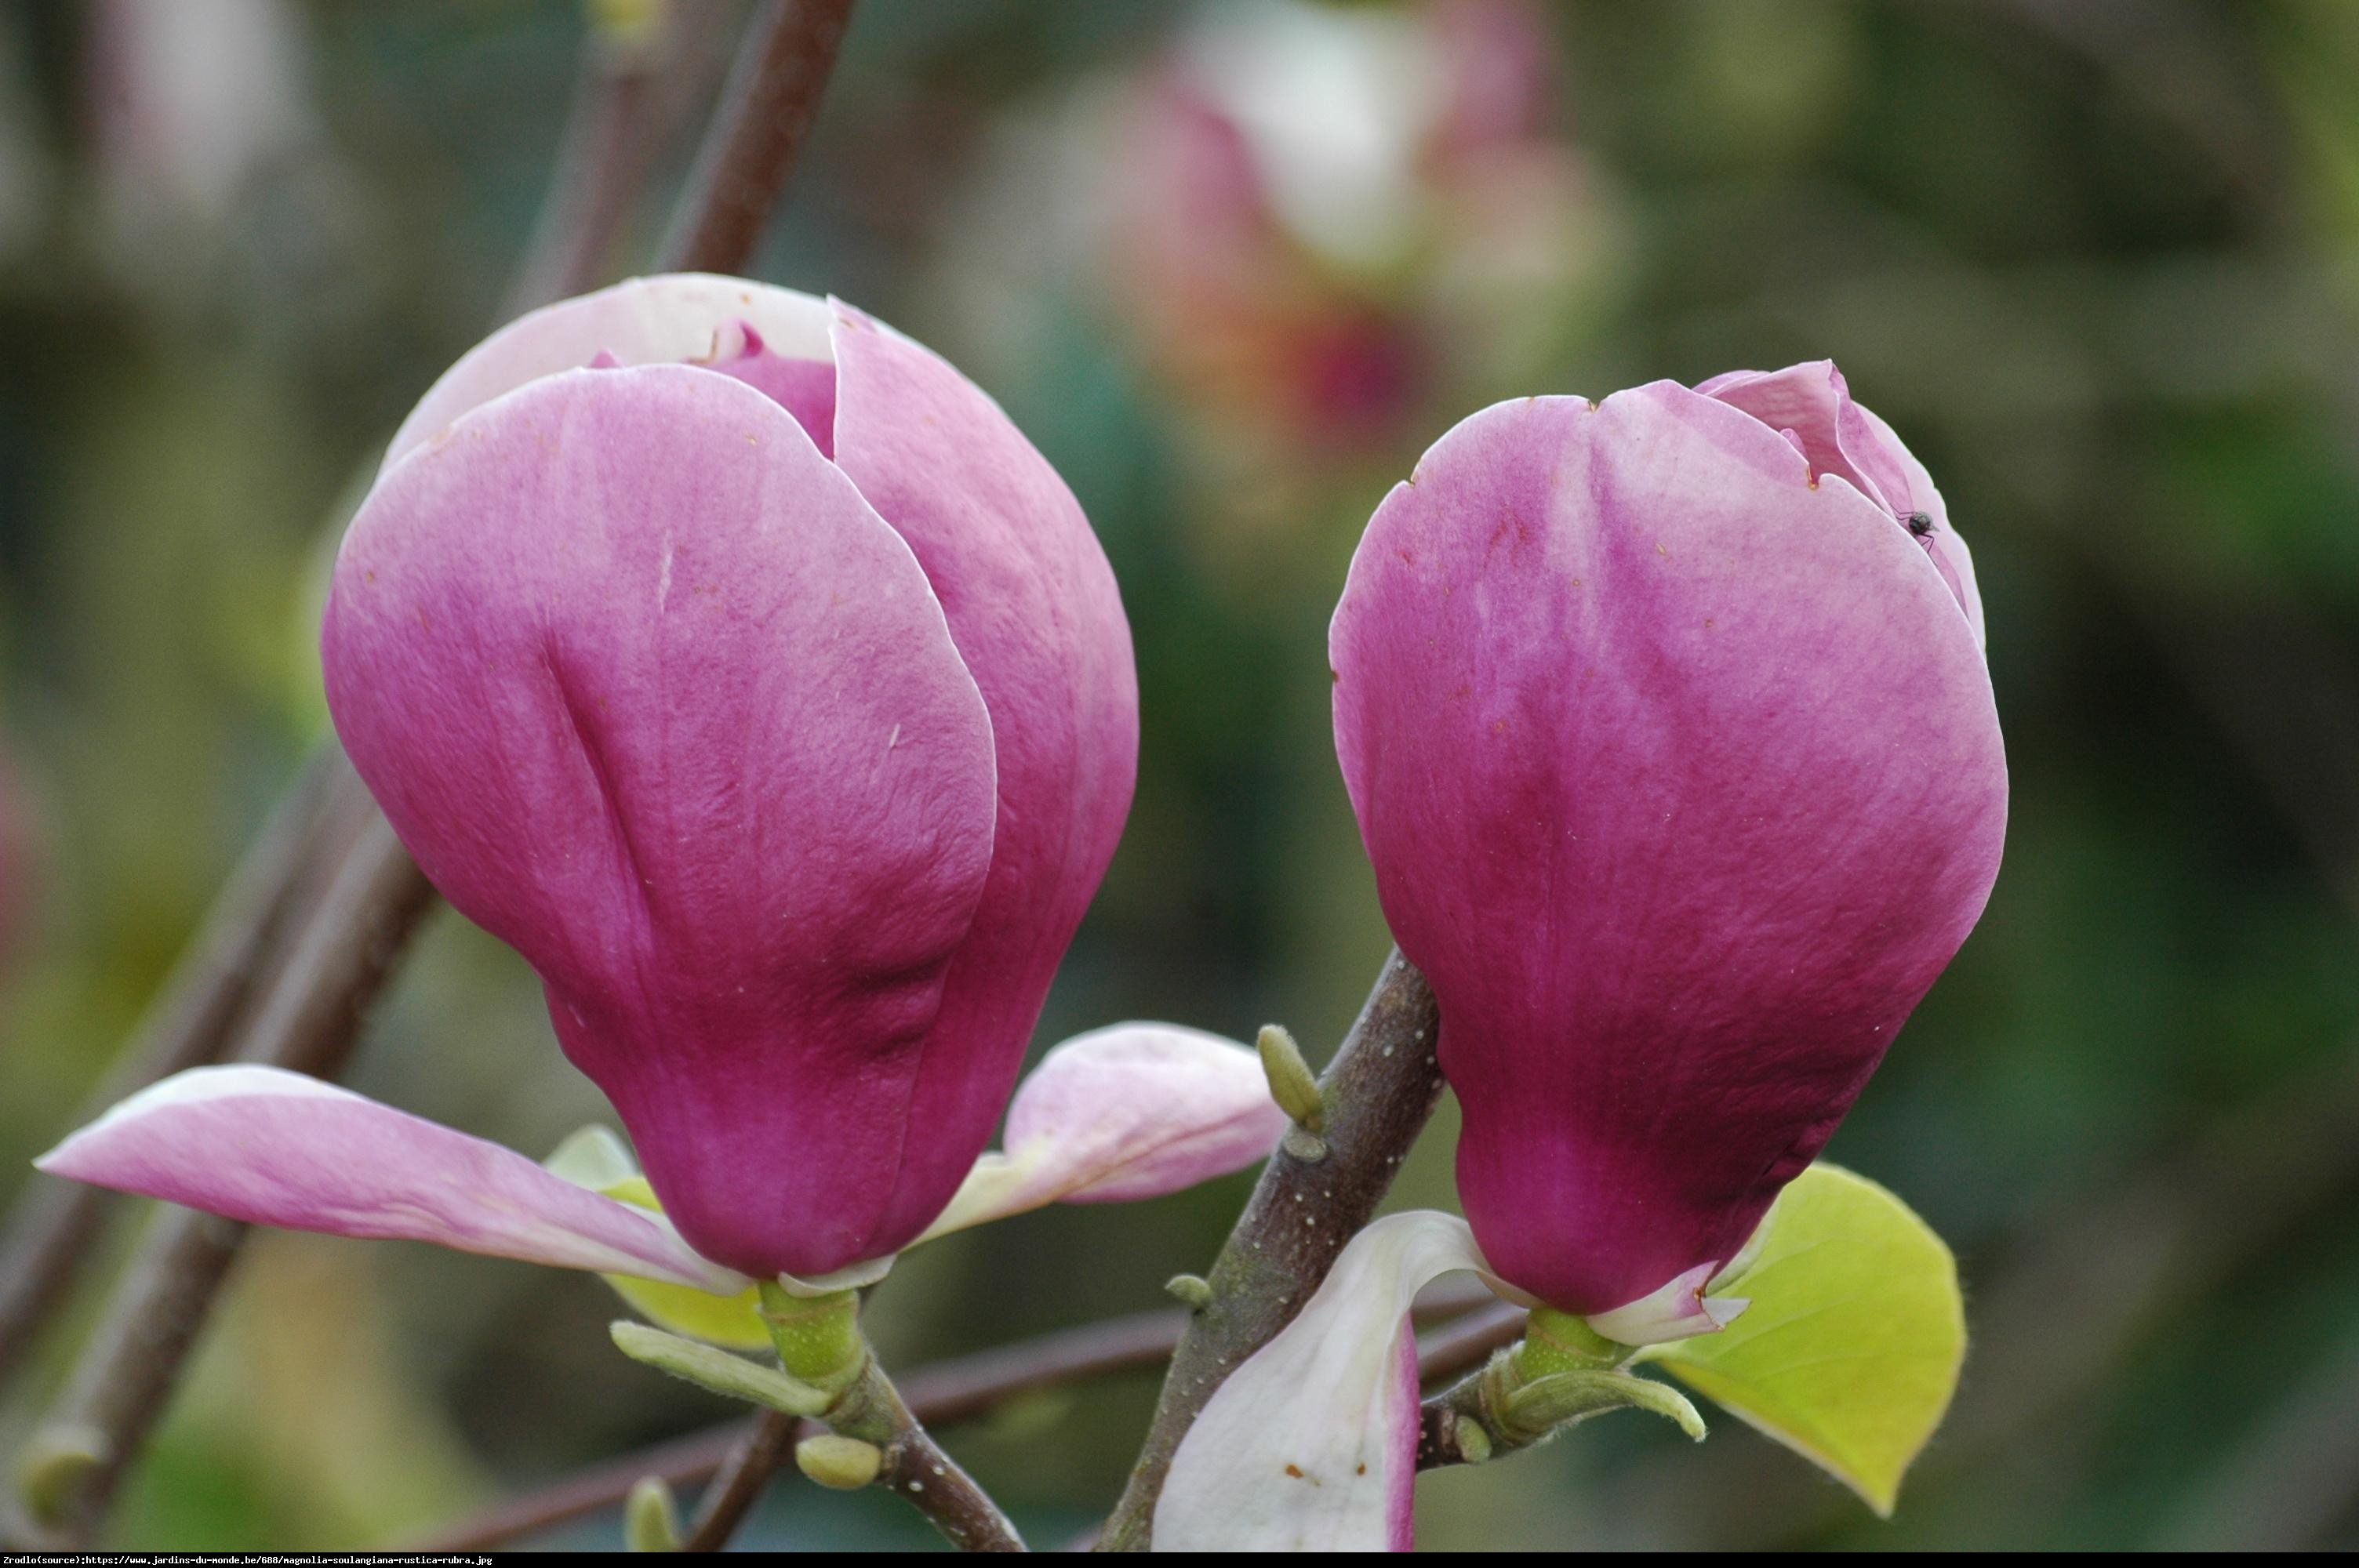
{"left": 1905, "top": 511, "right": 1936, "bottom": 537}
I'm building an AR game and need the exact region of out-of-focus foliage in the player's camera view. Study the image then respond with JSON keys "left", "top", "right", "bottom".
{"left": 2, "top": 0, "right": 2357, "bottom": 1552}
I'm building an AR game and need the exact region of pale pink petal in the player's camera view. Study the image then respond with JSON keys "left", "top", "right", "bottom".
{"left": 1154, "top": 1210, "right": 1490, "bottom": 1553}
{"left": 1583, "top": 1261, "right": 1749, "bottom": 1347}
{"left": 383, "top": 274, "right": 836, "bottom": 470}
{"left": 915, "top": 1024, "right": 1285, "bottom": 1242}
{"left": 35, "top": 1066, "right": 744, "bottom": 1290}
{"left": 1696, "top": 361, "right": 1984, "bottom": 648}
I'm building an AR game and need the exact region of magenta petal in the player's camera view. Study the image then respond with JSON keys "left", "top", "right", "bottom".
{"left": 703, "top": 332, "right": 837, "bottom": 457}
{"left": 916, "top": 1023, "right": 1285, "bottom": 1240}
{"left": 323, "top": 365, "right": 1001, "bottom": 1279}
{"left": 1331, "top": 383, "right": 2006, "bottom": 1316}
{"left": 35, "top": 1067, "right": 743, "bottom": 1290}
{"left": 827, "top": 303, "right": 1140, "bottom": 1254}
{"left": 1154, "top": 1211, "right": 1487, "bottom": 1552}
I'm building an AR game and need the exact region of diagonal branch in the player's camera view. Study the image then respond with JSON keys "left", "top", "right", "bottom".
{"left": 823, "top": 1358, "right": 1026, "bottom": 1552}
{"left": 502, "top": 2, "right": 697, "bottom": 319}
{"left": 681, "top": 1408, "right": 797, "bottom": 1552}
{"left": 10, "top": 810, "right": 438, "bottom": 1544}
{"left": 1096, "top": 947, "right": 1445, "bottom": 1552}
{"left": 659, "top": 0, "right": 859, "bottom": 274}
{"left": 421, "top": 1290, "right": 1516, "bottom": 1552}
{"left": 0, "top": 750, "right": 337, "bottom": 1394}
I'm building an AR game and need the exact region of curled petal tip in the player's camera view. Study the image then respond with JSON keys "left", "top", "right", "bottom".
{"left": 772, "top": 1254, "right": 896, "bottom": 1298}
{"left": 1585, "top": 1262, "right": 1747, "bottom": 1348}
{"left": 1703, "top": 1294, "right": 1750, "bottom": 1330}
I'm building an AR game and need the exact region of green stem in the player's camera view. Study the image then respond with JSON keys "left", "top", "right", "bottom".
{"left": 756, "top": 1283, "right": 866, "bottom": 1396}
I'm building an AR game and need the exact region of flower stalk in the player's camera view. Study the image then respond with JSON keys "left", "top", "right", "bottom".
{"left": 1416, "top": 1323, "right": 1703, "bottom": 1474}
{"left": 612, "top": 1283, "right": 1023, "bottom": 1552}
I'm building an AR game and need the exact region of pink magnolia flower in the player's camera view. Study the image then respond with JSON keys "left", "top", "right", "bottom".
{"left": 1331, "top": 362, "right": 2007, "bottom": 1325}
{"left": 38, "top": 277, "right": 1289, "bottom": 1303}
{"left": 317, "top": 274, "right": 1138, "bottom": 1281}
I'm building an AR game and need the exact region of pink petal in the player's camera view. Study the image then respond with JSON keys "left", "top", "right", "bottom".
{"left": 1583, "top": 1261, "right": 1749, "bottom": 1347}
{"left": 702, "top": 327, "right": 837, "bottom": 457}
{"left": 35, "top": 1066, "right": 743, "bottom": 1290}
{"left": 383, "top": 274, "right": 836, "bottom": 470}
{"left": 1154, "top": 1211, "right": 1488, "bottom": 1552}
{"left": 827, "top": 303, "right": 1140, "bottom": 1256}
{"left": 915, "top": 1023, "right": 1285, "bottom": 1240}
{"left": 1696, "top": 361, "right": 1984, "bottom": 648}
{"left": 1330, "top": 383, "right": 2005, "bottom": 1316}
{"left": 323, "top": 365, "right": 1001, "bottom": 1279}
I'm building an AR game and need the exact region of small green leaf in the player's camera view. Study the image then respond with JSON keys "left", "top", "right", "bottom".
{"left": 623, "top": 1475, "right": 682, "bottom": 1552}
{"left": 606, "top": 1272, "right": 772, "bottom": 1352}
{"left": 609, "top": 1322, "right": 833, "bottom": 1416}
{"left": 1643, "top": 1163, "right": 1963, "bottom": 1516}
{"left": 1502, "top": 1369, "right": 1707, "bottom": 1443}
{"left": 544, "top": 1132, "right": 769, "bottom": 1351}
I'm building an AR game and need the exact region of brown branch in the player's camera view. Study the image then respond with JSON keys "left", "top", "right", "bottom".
{"left": 0, "top": 751, "right": 338, "bottom": 1394}
{"left": 1412, "top": 1299, "right": 1525, "bottom": 1390}
{"left": 501, "top": 9, "right": 678, "bottom": 318}
{"left": 1416, "top": 1368, "right": 1496, "bottom": 1472}
{"left": 1096, "top": 948, "right": 1445, "bottom": 1552}
{"left": 421, "top": 1307, "right": 1187, "bottom": 1552}
{"left": 657, "top": 0, "right": 858, "bottom": 274}
{"left": 681, "top": 1408, "right": 795, "bottom": 1552}
{"left": 418, "top": 1292, "right": 1515, "bottom": 1553}
{"left": 13, "top": 808, "right": 439, "bottom": 1544}
{"left": 827, "top": 1359, "right": 1027, "bottom": 1552}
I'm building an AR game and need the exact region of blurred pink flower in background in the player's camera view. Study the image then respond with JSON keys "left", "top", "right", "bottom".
{"left": 929, "top": 0, "right": 1626, "bottom": 594}
{"left": 85, "top": 0, "right": 365, "bottom": 304}
{"left": 1100, "top": 0, "right": 1617, "bottom": 454}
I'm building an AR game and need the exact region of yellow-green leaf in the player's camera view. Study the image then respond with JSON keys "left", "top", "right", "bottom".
{"left": 543, "top": 1130, "right": 769, "bottom": 1349}
{"left": 1642, "top": 1163, "right": 1964, "bottom": 1516}
{"left": 594, "top": 1173, "right": 771, "bottom": 1350}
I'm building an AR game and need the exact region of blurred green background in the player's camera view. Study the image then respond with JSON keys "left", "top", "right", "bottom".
{"left": 4, "top": 0, "right": 2358, "bottom": 1551}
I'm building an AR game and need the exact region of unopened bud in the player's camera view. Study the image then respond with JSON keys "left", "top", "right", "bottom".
{"left": 796, "top": 1433, "right": 885, "bottom": 1490}
{"left": 1256, "top": 1024, "right": 1324, "bottom": 1133}
{"left": 1165, "top": 1273, "right": 1213, "bottom": 1309}
{"left": 624, "top": 1475, "right": 682, "bottom": 1552}
{"left": 16, "top": 1425, "right": 106, "bottom": 1526}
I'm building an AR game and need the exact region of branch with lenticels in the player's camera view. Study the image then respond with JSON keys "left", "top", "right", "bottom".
{"left": 1095, "top": 948, "right": 1449, "bottom": 1552}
